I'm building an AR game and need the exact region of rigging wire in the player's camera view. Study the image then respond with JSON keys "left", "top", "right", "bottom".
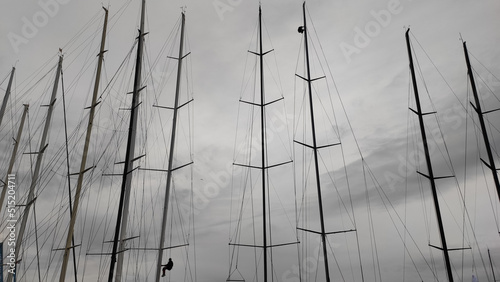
{"left": 33, "top": 200, "right": 42, "bottom": 282}
{"left": 299, "top": 6, "right": 372, "bottom": 281}
{"left": 462, "top": 76, "right": 473, "bottom": 281}
{"left": 300, "top": 23, "right": 461, "bottom": 280}
{"left": 409, "top": 31, "right": 499, "bottom": 281}
{"left": 60, "top": 61, "right": 80, "bottom": 281}
{"left": 469, "top": 51, "right": 500, "bottom": 98}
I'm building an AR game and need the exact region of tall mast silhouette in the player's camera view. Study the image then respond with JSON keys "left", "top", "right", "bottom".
{"left": 108, "top": 1, "right": 146, "bottom": 280}
{"left": 462, "top": 41, "right": 500, "bottom": 202}
{"left": 406, "top": 29, "right": 454, "bottom": 282}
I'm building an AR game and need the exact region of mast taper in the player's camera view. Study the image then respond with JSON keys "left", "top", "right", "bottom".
{"left": 59, "top": 7, "right": 108, "bottom": 282}
{"left": 109, "top": 0, "right": 146, "bottom": 280}
{"left": 488, "top": 249, "right": 497, "bottom": 282}
{"left": 0, "top": 67, "right": 15, "bottom": 128}
{"left": 7, "top": 55, "right": 63, "bottom": 282}
{"left": 257, "top": 6, "right": 269, "bottom": 280}
{"left": 227, "top": 5, "right": 299, "bottom": 281}
{"left": 297, "top": 2, "right": 331, "bottom": 281}
{"left": 405, "top": 29, "right": 454, "bottom": 282}
{"left": 154, "top": 11, "right": 188, "bottom": 282}
{"left": 0, "top": 104, "right": 28, "bottom": 216}
{"left": 462, "top": 41, "right": 500, "bottom": 202}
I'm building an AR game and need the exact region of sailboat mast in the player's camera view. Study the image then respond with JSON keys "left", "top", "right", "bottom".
{"left": 0, "top": 104, "right": 28, "bottom": 216}
{"left": 462, "top": 41, "right": 500, "bottom": 202}
{"left": 301, "top": 2, "right": 331, "bottom": 281}
{"left": 405, "top": 29, "right": 454, "bottom": 282}
{"left": 257, "top": 6, "right": 269, "bottom": 281}
{"left": 154, "top": 11, "right": 187, "bottom": 282}
{"left": 6, "top": 55, "right": 63, "bottom": 282}
{"left": 488, "top": 249, "right": 497, "bottom": 282}
{"left": 59, "top": 7, "right": 108, "bottom": 282}
{"left": 0, "top": 67, "right": 15, "bottom": 128}
{"left": 108, "top": 0, "right": 146, "bottom": 280}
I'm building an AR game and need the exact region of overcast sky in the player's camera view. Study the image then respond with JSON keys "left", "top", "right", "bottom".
{"left": 1, "top": 0, "right": 500, "bottom": 281}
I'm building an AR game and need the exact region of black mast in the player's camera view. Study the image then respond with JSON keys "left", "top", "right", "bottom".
{"left": 258, "top": 6, "right": 269, "bottom": 280}
{"left": 298, "top": 2, "right": 331, "bottom": 281}
{"left": 235, "top": 5, "right": 274, "bottom": 280}
{"left": 488, "top": 249, "right": 497, "bottom": 282}
{"left": 229, "top": 5, "right": 297, "bottom": 281}
{"left": 108, "top": 0, "right": 146, "bottom": 281}
{"left": 405, "top": 29, "right": 454, "bottom": 282}
{"left": 462, "top": 41, "right": 500, "bottom": 202}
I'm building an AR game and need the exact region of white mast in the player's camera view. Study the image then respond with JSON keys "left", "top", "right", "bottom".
{"left": 58, "top": 7, "right": 108, "bottom": 282}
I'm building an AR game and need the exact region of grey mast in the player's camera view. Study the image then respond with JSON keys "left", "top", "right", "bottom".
{"left": 6, "top": 55, "right": 63, "bottom": 282}
{"left": 0, "top": 104, "right": 28, "bottom": 216}
{"left": 154, "top": 11, "right": 191, "bottom": 282}
{"left": 0, "top": 67, "right": 15, "bottom": 128}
